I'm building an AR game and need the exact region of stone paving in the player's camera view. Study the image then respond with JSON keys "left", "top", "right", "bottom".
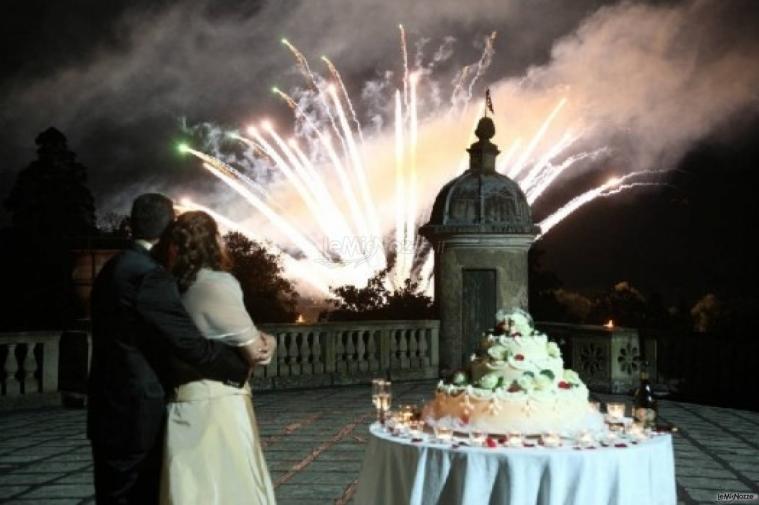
{"left": 0, "top": 381, "right": 757, "bottom": 504}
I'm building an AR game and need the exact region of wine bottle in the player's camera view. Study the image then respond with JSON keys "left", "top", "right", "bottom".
{"left": 633, "top": 367, "right": 658, "bottom": 427}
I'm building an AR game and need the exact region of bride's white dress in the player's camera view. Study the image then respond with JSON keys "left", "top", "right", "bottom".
{"left": 160, "top": 268, "right": 276, "bottom": 505}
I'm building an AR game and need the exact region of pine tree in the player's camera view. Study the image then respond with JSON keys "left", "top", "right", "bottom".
{"left": 0, "top": 127, "right": 97, "bottom": 329}
{"left": 4, "top": 127, "right": 96, "bottom": 237}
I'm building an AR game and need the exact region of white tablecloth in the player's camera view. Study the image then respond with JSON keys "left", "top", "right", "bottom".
{"left": 354, "top": 423, "right": 676, "bottom": 505}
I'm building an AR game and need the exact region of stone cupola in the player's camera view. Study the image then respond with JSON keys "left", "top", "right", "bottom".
{"left": 420, "top": 116, "right": 539, "bottom": 372}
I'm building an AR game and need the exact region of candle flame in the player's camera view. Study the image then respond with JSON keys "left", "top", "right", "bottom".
{"left": 605, "top": 319, "right": 614, "bottom": 328}
{"left": 296, "top": 314, "right": 305, "bottom": 324}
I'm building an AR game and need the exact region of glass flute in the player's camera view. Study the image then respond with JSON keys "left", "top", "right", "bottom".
{"left": 372, "top": 379, "right": 387, "bottom": 423}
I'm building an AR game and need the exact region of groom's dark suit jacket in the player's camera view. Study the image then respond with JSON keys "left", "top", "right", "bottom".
{"left": 87, "top": 243, "right": 249, "bottom": 453}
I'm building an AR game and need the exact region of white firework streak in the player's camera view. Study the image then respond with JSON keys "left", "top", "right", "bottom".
{"left": 537, "top": 172, "right": 658, "bottom": 238}
{"left": 188, "top": 155, "right": 326, "bottom": 262}
{"left": 399, "top": 24, "right": 410, "bottom": 112}
{"left": 518, "top": 131, "right": 579, "bottom": 193}
{"left": 272, "top": 87, "right": 369, "bottom": 241}
{"left": 526, "top": 147, "right": 608, "bottom": 205}
{"left": 508, "top": 97, "right": 567, "bottom": 179}
{"left": 405, "top": 72, "right": 419, "bottom": 281}
{"left": 322, "top": 56, "right": 364, "bottom": 145}
{"left": 496, "top": 138, "right": 522, "bottom": 174}
{"left": 394, "top": 89, "right": 407, "bottom": 288}
{"left": 327, "top": 85, "right": 386, "bottom": 271}
{"left": 282, "top": 39, "right": 346, "bottom": 157}
{"left": 288, "top": 138, "right": 354, "bottom": 241}
{"left": 239, "top": 127, "right": 337, "bottom": 244}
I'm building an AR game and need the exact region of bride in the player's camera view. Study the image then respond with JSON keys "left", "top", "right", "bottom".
{"left": 155, "top": 210, "right": 277, "bottom": 505}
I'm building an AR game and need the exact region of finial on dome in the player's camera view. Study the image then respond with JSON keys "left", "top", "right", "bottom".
{"left": 475, "top": 116, "right": 495, "bottom": 141}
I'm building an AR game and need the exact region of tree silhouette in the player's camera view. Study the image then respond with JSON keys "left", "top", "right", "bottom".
{"left": 528, "top": 247, "right": 565, "bottom": 321}
{"left": 326, "top": 268, "right": 435, "bottom": 321}
{"left": 223, "top": 232, "right": 298, "bottom": 323}
{"left": 5, "top": 127, "right": 96, "bottom": 236}
{"left": 0, "top": 127, "right": 97, "bottom": 329}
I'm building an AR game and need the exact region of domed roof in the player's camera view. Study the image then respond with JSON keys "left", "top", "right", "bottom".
{"left": 421, "top": 117, "right": 539, "bottom": 237}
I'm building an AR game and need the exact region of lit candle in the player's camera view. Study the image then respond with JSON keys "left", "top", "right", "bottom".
{"left": 576, "top": 430, "right": 594, "bottom": 446}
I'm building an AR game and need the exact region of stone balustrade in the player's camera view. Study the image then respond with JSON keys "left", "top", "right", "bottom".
{"left": 254, "top": 320, "right": 440, "bottom": 390}
{"left": 0, "top": 332, "right": 60, "bottom": 408}
{"left": 536, "top": 322, "right": 641, "bottom": 394}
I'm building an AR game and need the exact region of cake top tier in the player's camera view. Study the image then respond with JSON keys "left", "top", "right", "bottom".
{"left": 444, "top": 308, "right": 584, "bottom": 395}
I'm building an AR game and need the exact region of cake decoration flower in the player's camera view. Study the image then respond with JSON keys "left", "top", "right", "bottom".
{"left": 478, "top": 372, "right": 500, "bottom": 390}
{"left": 450, "top": 370, "right": 469, "bottom": 386}
{"left": 563, "top": 369, "right": 580, "bottom": 384}
{"left": 547, "top": 341, "right": 561, "bottom": 358}
{"left": 487, "top": 344, "right": 508, "bottom": 361}
{"left": 517, "top": 375, "right": 535, "bottom": 391}
{"left": 535, "top": 374, "right": 553, "bottom": 390}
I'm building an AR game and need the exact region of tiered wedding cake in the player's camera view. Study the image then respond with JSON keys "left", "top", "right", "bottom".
{"left": 424, "top": 308, "right": 604, "bottom": 435}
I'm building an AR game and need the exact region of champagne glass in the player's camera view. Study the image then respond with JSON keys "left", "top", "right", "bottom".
{"left": 372, "top": 379, "right": 384, "bottom": 405}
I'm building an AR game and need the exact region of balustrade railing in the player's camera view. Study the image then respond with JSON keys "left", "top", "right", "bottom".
{"left": 256, "top": 320, "right": 440, "bottom": 390}
{"left": 0, "top": 332, "right": 60, "bottom": 407}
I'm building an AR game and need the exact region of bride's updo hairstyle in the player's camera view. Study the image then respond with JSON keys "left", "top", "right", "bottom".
{"left": 155, "top": 210, "right": 231, "bottom": 292}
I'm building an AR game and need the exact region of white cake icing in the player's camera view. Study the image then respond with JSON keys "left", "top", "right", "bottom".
{"left": 424, "top": 308, "right": 604, "bottom": 435}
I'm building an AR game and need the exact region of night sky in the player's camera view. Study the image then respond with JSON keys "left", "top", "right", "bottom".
{"left": 1, "top": 0, "right": 758, "bottom": 304}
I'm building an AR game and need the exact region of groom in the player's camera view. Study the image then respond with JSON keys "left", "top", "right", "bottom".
{"left": 87, "top": 193, "right": 269, "bottom": 505}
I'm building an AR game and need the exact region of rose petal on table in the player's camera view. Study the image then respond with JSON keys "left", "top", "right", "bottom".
{"left": 614, "top": 443, "right": 628, "bottom": 448}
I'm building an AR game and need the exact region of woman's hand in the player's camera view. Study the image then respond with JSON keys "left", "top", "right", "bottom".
{"left": 240, "top": 333, "right": 277, "bottom": 366}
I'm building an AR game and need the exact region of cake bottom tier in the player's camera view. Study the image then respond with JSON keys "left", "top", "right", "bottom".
{"left": 424, "top": 390, "right": 605, "bottom": 436}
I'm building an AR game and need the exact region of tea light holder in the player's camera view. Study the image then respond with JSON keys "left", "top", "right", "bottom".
{"left": 434, "top": 425, "right": 453, "bottom": 442}
{"left": 468, "top": 429, "right": 486, "bottom": 446}
{"left": 541, "top": 432, "right": 561, "bottom": 448}
{"left": 506, "top": 432, "right": 523, "bottom": 447}
{"left": 626, "top": 422, "right": 647, "bottom": 441}
{"left": 400, "top": 404, "right": 415, "bottom": 424}
{"left": 409, "top": 420, "right": 425, "bottom": 438}
{"left": 576, "top": 430, "right": 594, "bottom": 447}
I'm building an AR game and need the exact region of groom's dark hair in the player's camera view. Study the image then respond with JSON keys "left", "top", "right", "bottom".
{"left": 130, "top": 193, "right": 175, "bottom": 240}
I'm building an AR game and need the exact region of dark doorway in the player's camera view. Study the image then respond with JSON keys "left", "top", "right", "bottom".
{"left": 462, "top": 269, "right": 497, "bottom": 360}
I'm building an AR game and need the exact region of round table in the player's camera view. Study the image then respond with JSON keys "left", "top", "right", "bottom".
{"left": 354, "top": 423, "right": 676, "bottom": 505}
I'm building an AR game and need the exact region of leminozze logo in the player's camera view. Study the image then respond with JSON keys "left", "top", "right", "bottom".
{"left": 717, "top": 492, "right": 758, "bottom": 503}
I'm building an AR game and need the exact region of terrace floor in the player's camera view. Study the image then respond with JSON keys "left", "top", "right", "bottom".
{"left": 0, "top": 381, "right": 757, "bottom": 505}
